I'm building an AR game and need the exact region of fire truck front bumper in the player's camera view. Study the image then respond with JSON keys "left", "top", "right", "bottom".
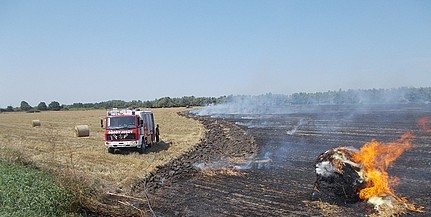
{"left": 105, "top": 140, "right": 139, "bottom": 148}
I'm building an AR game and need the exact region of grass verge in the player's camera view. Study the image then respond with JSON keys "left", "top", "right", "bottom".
{"left": 0, "top": 160, "right": 77, "bottom": 217}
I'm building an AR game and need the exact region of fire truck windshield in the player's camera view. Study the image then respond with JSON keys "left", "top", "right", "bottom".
{"left": 106, "top": 116, "right": 136, "bottom": 130}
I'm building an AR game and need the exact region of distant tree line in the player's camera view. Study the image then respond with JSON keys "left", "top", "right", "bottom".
{"left": 0, "top": 96, "right": 228, "bottom": 112}
{"left": 225, "top": 87, "right": 431, "bottom": 105}
{"left": 286, "top": 87, "right": 431, "bottom": 105}
{"left": 66, "top": 96, "right": 227, "bottom": 110}
{"left": 1, "top": 87, "right": 430, "bottom": 112}
{"left": 0, "top": 101, "right": 63, "bottom": 113}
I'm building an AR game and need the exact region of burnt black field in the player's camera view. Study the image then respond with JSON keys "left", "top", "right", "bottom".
{"left": 143, "top": 104, "right": 431, "bottom": 217}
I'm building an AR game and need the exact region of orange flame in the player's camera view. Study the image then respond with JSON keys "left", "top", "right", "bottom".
{"left": 417, "top": 116, "right": 431, "bottom": 132}
{"left": 352, "top": 131, "right": 414, "bottom": 200}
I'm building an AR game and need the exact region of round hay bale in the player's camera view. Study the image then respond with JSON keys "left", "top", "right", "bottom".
{"left": 75, "top": 125, "right": 90, "bottom": 137}
{"left": 312, "top": 147, "right": 365, "bottom": 204}
{"left": 32, "top": 120, "right": 41, "bottom": 127}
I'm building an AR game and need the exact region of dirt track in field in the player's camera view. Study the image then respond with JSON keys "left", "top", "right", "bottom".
{"left": 130, "top": 105, "right": 431, "bottom": 217}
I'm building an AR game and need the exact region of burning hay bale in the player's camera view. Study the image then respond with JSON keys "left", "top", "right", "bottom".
{"left": 312, "top": 147, "right": 365, "bottom": 204}
{"left": 312, "top": 131, "right": 424, "bottom": 215}
{"left": 75, "top": 125, "right": 90, "bottom": 137}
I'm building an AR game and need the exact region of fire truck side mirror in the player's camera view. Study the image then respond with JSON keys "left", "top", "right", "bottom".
{"left": 100, "top": 119, "right": 104, "bottom": 128}
{"left": 140, "top": 120, "right": 143, "bottom": 126}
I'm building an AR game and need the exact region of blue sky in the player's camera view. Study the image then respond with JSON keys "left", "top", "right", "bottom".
{"left": 1, "top": 1, "right": 430, "bottom": 107}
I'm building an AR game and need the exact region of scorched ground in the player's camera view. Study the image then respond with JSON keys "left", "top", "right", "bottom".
{"left": 131, "top": 104, "right": 431, "bottom": 217}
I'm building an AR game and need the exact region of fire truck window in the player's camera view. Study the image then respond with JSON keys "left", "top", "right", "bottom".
{"left": 107, "top": 117, "right": 136, "bottom": 129}
{"left": 121, "top": 117, "right": 136, "bottom": 128}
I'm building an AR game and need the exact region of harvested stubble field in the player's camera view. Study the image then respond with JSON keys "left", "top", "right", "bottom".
{"left": 0, "top": 108, "right": 204, "bottom": 214}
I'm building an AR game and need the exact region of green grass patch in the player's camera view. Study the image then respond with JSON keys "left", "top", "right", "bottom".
{"left": 0, "top": 161, "right": 77, "bottom": 217}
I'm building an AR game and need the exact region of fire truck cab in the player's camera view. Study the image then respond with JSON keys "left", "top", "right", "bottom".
{"left": 101, "top": 108, "right": 155, "bottom": 154}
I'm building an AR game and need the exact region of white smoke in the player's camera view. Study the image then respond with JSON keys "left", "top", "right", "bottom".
{"left": 286, "top": 118, "right": 308, "bottom": 135}
{"left": 315, "top": 161, "right": 337, "bottom": 177}
{"left": 191, "top": 94, "right": 293, "bottom": 116}
{"left": 192, "top": 88, "right": 430, "bottom": 117}
{"left": 193, "top": 155, "right": 273, "bottom": 171}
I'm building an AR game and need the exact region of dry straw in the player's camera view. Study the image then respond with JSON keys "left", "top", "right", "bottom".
{"left": 75, "top": 125, "right": 90, "bottom": 137}
{"left": 32, "top": 120, "right": 41, "bottom": 127}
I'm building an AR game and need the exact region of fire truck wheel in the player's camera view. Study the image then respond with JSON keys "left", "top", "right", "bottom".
{"left": 108, "top": 147, "right": 114, "bottom": 154}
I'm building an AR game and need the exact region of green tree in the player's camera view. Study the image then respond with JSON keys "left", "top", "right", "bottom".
{"left": 142, "top": 100, "right": 154, "bottom": 108}
{"left": 48, "top": 101, "right": 61, "bottom": 111}
{"left": 155, "top": 97, "right": 174, "bottom": 108}
{"left": 20, "top": 101, "right": 32, "bottom": 111}
{"left": 6, "top": 106, "right": 14, "bottom": 112}
{"left": 37, "top": 102, "right": 48, "bottom": 111}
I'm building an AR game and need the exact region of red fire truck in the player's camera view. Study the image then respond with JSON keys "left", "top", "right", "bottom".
{"left": 101, "top": 108, "right": 155, "bottom": 154}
